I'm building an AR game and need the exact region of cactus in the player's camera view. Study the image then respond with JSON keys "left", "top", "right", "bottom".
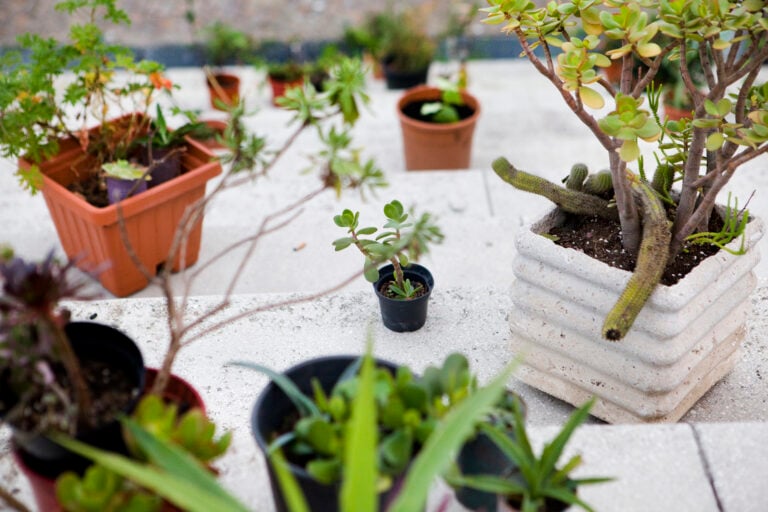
{"left": 602, "top": 174, "right": 670, "bottom": 340}
{"left": 651, "top": 163, "right": 674, "bottom": 196}
{"left": 492, "top": 157, "right": 618, "bottom": 220}
{"left": 583, "top": 170, "right": 613, "bottom": 195}
{"left": 563, "top": 163, "right": 588, "bottom": 191}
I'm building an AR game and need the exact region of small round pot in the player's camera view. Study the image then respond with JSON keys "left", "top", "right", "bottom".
{"left": 382, "top": 60, "right": 429, "bottom": 90}
{"left": 143, "top": 368, "right": 206, "bottom": 414}
{"left": 207, "top": 73, "right": 240, "bottom": 110}
{"left": 397, "top": 85, "right": 480, "bottom": 171}
{"left": 268, "top": 76, "right": 304, "bottom": 106}
{"left": 497, "top": 494, "right": 573, "bottom": 512}
{"left": 146, "top": 147, "right": 182, "bottom": 188}
{"left": 455, "top": 392, "right": 528, "bottom": 512}
{"left": 374, "top": 263, "right": 434, "bottom": 332}
{"left": 664, "top": 103, "right": 693, "bottom": 122}
{"left": 106, "top": 176, "right": 148, "bottom": 203}
{"left": 252, "top": 355, "right": 399, "bottom": 512}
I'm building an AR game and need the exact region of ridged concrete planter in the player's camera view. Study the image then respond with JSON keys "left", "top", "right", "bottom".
{"left": 510, "top": 208, "right": 764, "bottom": 423}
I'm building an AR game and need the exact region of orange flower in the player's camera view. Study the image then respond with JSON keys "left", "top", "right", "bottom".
{"left": 149, "top": 72, "right": 173, "bottom": 90}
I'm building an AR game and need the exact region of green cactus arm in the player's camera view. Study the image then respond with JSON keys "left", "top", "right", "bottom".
{"left": 602, "top": 174, "right": 670, "bottom": 341}
{"left": 564, "top": 163, "right": 588, "bottom": 191}
{"left": 583, "top": 170, "right": 613, "bottom": 195}
{"left": 492, "top": 157, "right": 618, "bottom": 220}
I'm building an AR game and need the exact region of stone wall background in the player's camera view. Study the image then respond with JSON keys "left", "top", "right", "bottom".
{"left": 0, "top": 0, "right": 496, "bottom": 47}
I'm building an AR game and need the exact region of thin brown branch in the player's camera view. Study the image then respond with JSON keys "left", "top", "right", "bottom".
{"left": 0, "top": 486, "right": 31, "bottom": 512}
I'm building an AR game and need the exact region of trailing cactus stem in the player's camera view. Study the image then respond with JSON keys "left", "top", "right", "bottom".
{"left": 492, "top": 157, "right": 617, "bottom": 220}
{"left": 602, "top": 175, "right": 670, "bottom": 341}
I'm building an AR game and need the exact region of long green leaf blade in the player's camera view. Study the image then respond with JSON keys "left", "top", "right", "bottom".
{"left": 388, "top": 362, "right": 516, "bottom": 512}
{"left": 341, "top": 350, "right": 377, "bottom": 512}
{"left": 52, "top": 434, "right": 248, "bottom": 512}
{"left": 229, "top": 361, "right": 320, "bottom": 417}
{"left": 271, "top": 448, "right": 310, "bottom": 512}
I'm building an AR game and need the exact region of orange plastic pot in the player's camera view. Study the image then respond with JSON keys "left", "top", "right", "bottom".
{"left": 664, "top": 103, "right": 693, "bottom": 122}
{"left": 397, "top": 85, "right": 480, "bottom": 171}
{"left": 18, "top": 119, "right": 222, "bottom": 297}
{"left": 207, "top": 72, "right": 240, "bottom": 110}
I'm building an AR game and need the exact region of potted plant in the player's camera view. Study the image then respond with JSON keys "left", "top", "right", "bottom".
{"left": 332, "top": 199, "right": 444, "bottom": 332}
{"left": 239, "top": 351, "right": 513, "bottom": 512}
{"left": 266, "top": 61, "right": 307, "bottom": 106}
{"left": 0, "top": 251, "right": 146, "bottom": 511}
{"left": 654, "top": 41, "right": 706, "bottom": 122}
{"left": 201, "top": 20, "right": 250, "bottom": 110}
{"left": 0, "top": 0, "right": 223, "bottom": 297}
{"left": 343, "top": 13, "right": 390, "bottom": 79}
{"left": 377, "top": 8, "right": 436, "bottom": 89}
{"left": 102, "top": 160, "right": 151, "bottom": 204}
{"left": 449, "top": 399, "right": 611, "bottom": 512}
{"left": 397, "top": 78, "right": 481, "bottom": 170}
{"left": 480, "top": 0, "right": 768, "bottom": 422}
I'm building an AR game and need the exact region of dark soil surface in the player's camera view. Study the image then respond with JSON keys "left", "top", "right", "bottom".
{"left": 6, "top": 358, "right": 138, "bottom": 434}
{"left": 68, "top": 171, "right": 110, "bottom": 207}
{"left": 378, "top": 276, "right": 429, "bottom": 299}
{"left": 549, "top": 213, "right": 722, "bottom": 286}
{"left": 401, "top": 99, "right": 475, "bottom": 123}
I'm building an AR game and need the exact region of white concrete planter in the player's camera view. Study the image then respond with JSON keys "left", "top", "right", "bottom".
{"left": 511, "top": 208, "right": 764, "bottom": 423}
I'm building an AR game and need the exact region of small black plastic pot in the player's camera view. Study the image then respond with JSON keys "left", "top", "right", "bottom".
{"left": 252, "top": 355, "right": 400, "bottom": 512}
{"left": 10, "top": 321, "right": 145, "bottom": 476}
{"left": 374, "top": 263, "right": 434, "bottom": 332}
{"left": 382, "top": 60, "right": 430, "bottom": 90}
{"left": 454, "top": 393, "right": 527, "bottom": 512}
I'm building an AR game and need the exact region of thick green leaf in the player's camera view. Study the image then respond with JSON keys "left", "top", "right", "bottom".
{"left": 51, "top": 434, "right": 248, "bottom": 512}
{"left": 578, "top": 86, "right": 605, "bottom": 109}
{"left": 706, "top": 132, "right": 725, "bottom": 151}
{"left": 388, "top": 362, "right": 517, "bottom": 512}
{"left": 341, "top": 350, "right": 377, "bottom": 512}
{"left": 619, "top": 140, "right": 640, "bottom": 162}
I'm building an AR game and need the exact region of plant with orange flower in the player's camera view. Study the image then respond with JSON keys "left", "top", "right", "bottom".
{"left": 0, "top": 0, "right": 175, "bottom": 193}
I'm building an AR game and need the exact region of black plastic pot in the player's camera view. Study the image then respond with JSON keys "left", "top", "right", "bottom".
{"left": 252, "top": 355, "right": 400, "bottom": 512}
{"left": 374, "top": 263, "right": 434, "bottom": 332}
{"left": 10, "top": 321, "right": 145, "bottom": 476}
{"left": 454, "top": 393, "right": 527, "bottom": 512}
{"left": 382, "top": 61, "right": 430, "bottom": 90}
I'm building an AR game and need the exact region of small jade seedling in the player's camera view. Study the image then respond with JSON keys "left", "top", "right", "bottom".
{"left": 333, "top": 199, "right": 443, "bottom": 299}
{"left": 101, "top": 160, "right": 150, "bottom": 181}
{"left": 420, "top": 78, "right": 465, "bottom": 124}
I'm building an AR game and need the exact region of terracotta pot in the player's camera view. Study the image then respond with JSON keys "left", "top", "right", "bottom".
{"left": 397, "top": 85, "right": 480, "bottom": 170}
{"left": 206, "top": 72, "right": 240, "bottom": 110}
{"left": 509, "top": 208, "right": 764, "bottom": 423}
{"left": 18, "top": 116, "right": 223, "bottom": 297}
{"left": 143, "top": 368, "right": 206, "bottom": 414}
{"left": 197, "top": 119, "right": 228, "bottom": 150}
{"left": 664, "top": 103, "right": 693, "bottom": 122}
{"left": 268, "top": 76, "right": 304, "bottom": 106}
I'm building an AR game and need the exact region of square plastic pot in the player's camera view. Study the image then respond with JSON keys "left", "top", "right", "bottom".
{"left": 19, "top": 126, "right": 222, "bottom": 297}
{"left": 509, "top": 208, "right": 764, "bottom": 423}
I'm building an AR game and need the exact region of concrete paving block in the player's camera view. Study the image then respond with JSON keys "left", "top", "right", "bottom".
{"left": 694, "top": 422, "right": 768, "bottom": 512}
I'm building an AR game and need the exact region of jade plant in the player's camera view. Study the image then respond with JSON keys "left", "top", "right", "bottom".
{"left": 482, "top": 0, "right": 768, "bottom": 339}
{"left": 448, "top": 399, "right": 611, "bottom": 512}
{"left": 0, "top": 0, "right": 174, "bottom": 193}
{"left": 54, "top": 394, "right": 231, "bottom": 512}
{"left": 235, "top": 352, "right": 507, "bottom": 489}
{"left": 420, "top": 78, "right": 467, "bottom": 124}
{"left": 333, "top": 200, "right": 444, "bottom": 299}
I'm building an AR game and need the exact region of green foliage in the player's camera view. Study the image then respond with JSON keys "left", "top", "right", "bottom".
{"left": 448, "top": 399, "right": 611, "bottom": 512}
{"left": 685, "top": 194, "right": 750, "bottom": 256}
{"left": 102, "top": 160, "right": 149, "bottom": 181}
{"left": 56, "top": 465, "right": 161, "bottom": 512}
{"left": 235, "top": 352, "right": 501, "bottom": 491}
{"left": 563, "top": 163, "right": 589, "bottom": 191}
{"left": 0, "top": 0, "right": 171, "bottom": 192}
{"left": 202, "top": 21, "right": 251, "bottom": 66}
{"left": 52, "top": 418, "right": 248, "bottom": 512}
{"left": 332, "top": 199, "right": 443, "bottom": 294}
{"left": 419, "top": 78, "right": 466, "bottom": 124}
{"left": 54, "top": 395, "right": 234, "bottom": 512}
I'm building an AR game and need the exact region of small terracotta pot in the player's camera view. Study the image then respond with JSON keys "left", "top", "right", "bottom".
{"left": 197, "top": 119, "right": 228, "bottom": 150}
{"left": 397, "top": 85, "right": 480, "bottom": 170}
{"left": 664, "top": 103, "right": 692, "bottom": 121}
{"left": 268, "top": 76, "right": 304, "bottom": 107}
{"left": 207, "top": 73, "right": 240, "bottom": 110}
